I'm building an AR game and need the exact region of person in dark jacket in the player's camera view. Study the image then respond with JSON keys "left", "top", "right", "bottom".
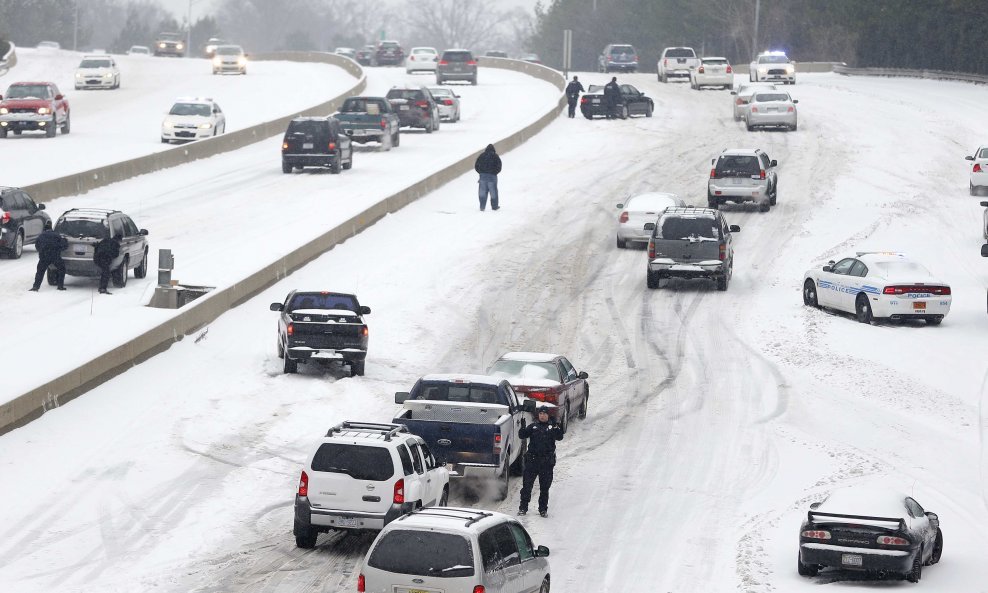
{"left": 474, "top": 143, "right": 502, "bottom": 211}
{"left": 603, "top": 76, "right": 622, "bottom": 119}
{"left": 518, "top": 406, "right": 564, "bottom": 517}
{"left": 93, "top": 235, "right": 120, "bottom": 294}
{"left": 565, "top": 75, "right": 585, "bottom": 118}
{"left": 29, "top": 220, "right": 67, "bottom": 291}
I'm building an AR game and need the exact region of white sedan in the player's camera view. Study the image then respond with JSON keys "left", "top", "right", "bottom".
{"left": 746, "top": 91, "right": 797, "bottom": 131}
{"left": 802, "top": 252, "right": 951, "bottom": 325}
{"left": 405, "top": 47, "right": 438, "bottom": 73}
{"left": 615, "top": 192, "right": 686, "bottom": 248}
{"left": 690, "top": 57, "right": 733, "bottom": 90}
{"left": 75, "top": 55, "right": 120, "bottom": 90}
{"left": 427, "top": 86, "right": 460, "bottom": 122}
{"left": 731, "top": 83, "right": 776, "bottom": 121}
{"left": 161, "top": 98, "right": 226, "bottom": 143}
{"left": 965, "top": 145, "right": 988, "bottom": 195}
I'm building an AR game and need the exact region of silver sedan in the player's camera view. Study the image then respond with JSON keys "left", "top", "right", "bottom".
{"left": 745, "top": 91, "right": 798, "bottom": 131}
{"left": 427, "top": 86, "right": 461, "bottom": 123}
{"left": 731, "top": 83, "right": 777, "bottom": 121}
{"left": 616, "top": 192, "right": 686, "bottom": 248}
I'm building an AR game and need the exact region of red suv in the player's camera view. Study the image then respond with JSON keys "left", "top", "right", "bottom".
{"left": 0, "top": 82, "right": 70, "bottom": 138}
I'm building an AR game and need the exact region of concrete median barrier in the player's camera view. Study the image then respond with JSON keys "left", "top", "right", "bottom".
{"left": 0, "top": 59, "right": 566, "bottom": 435}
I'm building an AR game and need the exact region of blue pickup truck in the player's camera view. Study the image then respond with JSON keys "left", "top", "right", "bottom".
{"left": 334, "top": 96, "right": 401, "bottom": 151}
{"left": 393, "top": 374, "right": 539, "bottom": 500}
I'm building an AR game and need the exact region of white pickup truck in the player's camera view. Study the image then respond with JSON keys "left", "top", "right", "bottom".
{"left": 658, "top": 47, "right": 700, "bottom": 82}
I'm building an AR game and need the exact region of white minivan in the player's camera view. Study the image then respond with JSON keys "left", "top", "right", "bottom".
{"left": 293, "top": 422, "right": 449, "bottom": 548}
{"left": 359, "top": 507, "right": 551, "bottom": 593}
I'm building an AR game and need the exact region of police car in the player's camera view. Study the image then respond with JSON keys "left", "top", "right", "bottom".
{"left": 802, "top": 252, "right": 951, "bottom": 325}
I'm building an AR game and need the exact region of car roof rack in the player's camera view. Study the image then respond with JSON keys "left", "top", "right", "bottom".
{"left": 326, "top": 421, "right": 408, "bottom": 441}
{"left": 661, "top": 206, "right": 715, "bottom": 216}
{"left": 400, "top": 507, "right": 495, "bottom": 527}
{"left": 63, "top": 207, "right": 116, "bottom": 217}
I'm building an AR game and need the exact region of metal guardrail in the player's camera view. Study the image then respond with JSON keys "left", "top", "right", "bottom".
{"left": 833, "top": 64, "right": 988, "bottom": 84}
{"left": 0, "top": 42, "right": 16, "bottom": 76}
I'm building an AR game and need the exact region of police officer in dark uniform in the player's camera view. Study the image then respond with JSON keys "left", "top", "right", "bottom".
{"left": 518, "top": 405, "right": 564, "bottom": 517}
{"left": 603, "top": 76, "right": 622, "bottom": 119}
{"left": 94, "top": 235, "right": 120, "bottom": 294}
{"left": 29, "top": 220, "right": 67, "bottom": 291}
{"left": 565, "top": 75, "right": 585, "bottom": 118}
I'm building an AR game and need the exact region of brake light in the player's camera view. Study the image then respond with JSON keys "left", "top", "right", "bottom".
{"left": 281, "top": 142, "right": 288, "bottom": 150}
{"left": 439, "top": 60, "right": 448, "bottom": 65}
{"left": 361, "top": 326, "right": 369, "bottom": 336}
{"left": 357, "top": 574, "right": 365, "bottom": 592}
{"left": 663, "top": 59, "right": 668, "bottom": 66}
{"left": 297, "top": 471, "right": 308, "bottom": 496}
{"left": 751, "top": 106, "right": 759, "bottom": 112}
{"left": 877, "top": 535, "right": 910, "bottom": 546}
{"left": 580, "top": 96, "right": 588, "bottom": 104}
{"left": 467, "top": 60, "right": 477, "bottom": 65}
{"left": 975, "top": 163, "right": 983, "bottom": 172}
{"left": 735, "top": 98, "right": 743, "bottom": 105}
{"left": 0, "top": 211, "right": 9, "bottom": 224}
{"left": 380, "top": 118, "right": 387, "bottom": 129}
{"left": 710, "top": 168, "right": 718, "bottom": 179}
{"left": 493, "top": 433, "right": 502, "bottom": 455}
{"left": 393, "top": 479, "right": 405, "bottom": 504}
{"left": 544, "top": 390, "right": 559, "bottom": 404}
{"left": 328, "top": 142, "right": 336, "bottom": 150}
{"left": 719, "top": 244, "right": 726, "bottom": 261}
{"left": 760, "top": 169, "right": 766, "bottom": 180}
{"left": 801, "top": 530, "right": 831, "bottom": 540}
{"left": 726, "top": 65, "right": 733, "bottom": 73}
{"left": 787, "top": 106, "right": 795, "bottom": 112}
{"left": 698, "top": 66, "right": 705, "bottom": 73}
{"left": 882, "top": 285, "right": 951, "bottom": 295}
{"left": 287, "top": 323, "right": 294, "bottom": 336}
{"left": 619, "top": 211, "right": 629, "bottom": 223}
{"left": 443, "top": 99, "right": 453, "bottom": 106}
{"left": 648, "top": 241, "right": 655, "bottom": 258}
{"left": 473, "top": 587, "right": 485, "bottom": 593}
{"left": 415, "top": 100, "right": 429, "bottom": 109}
{"left": 529, "top": 391, "right": 546, "bottom": 401}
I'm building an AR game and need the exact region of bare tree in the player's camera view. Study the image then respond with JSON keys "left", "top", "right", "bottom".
{"left": 400, "top": 0, "right": 510, "bottom": 49}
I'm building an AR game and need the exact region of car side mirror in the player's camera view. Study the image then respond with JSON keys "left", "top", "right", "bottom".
{"left": 578, "top": 371, "right": 589, "bottom": 379}
{"left": 38, "top": 203, "right": 46, "bottom": 210}
{"left": 792, "top": 99, "right": 799, "bottom": 104}
{"left": 822, "top": 265, "right": 833, "bottom": 272}
{"left": 522, "top": 399, "right": 537, "bottom": 413}
{"left": 616, "top": 203, "right": 624, "bottom": 209}
{"left": 643, "top": 222, "right": 656, "bottom": 231}
{"left": 730, "top": 91, "right": 737, "bottom": 95}
{"left": 771, "top": 159, "right": 778, "bottom": 167}
{"left": 359, "top": 305, "right": 371, "bottom": 315}
{"left": 981, "top": 244, "right": 988, "bottom": 258}
{"left": 269, "top": 302, "right": 283, "bottom": 311}
{"left": 965, "top": 155, "right": 975, "bottom": 161}
{"left": 395, "top": 391, "right": 411, "bottom": 404}
{"left": 535, "top": 545, "right": 550, "bottom": 557}
{"left": 925, "top": 512, "right": 938, "bottom": 522}
{"left": 140, "top": 229, "right": 149, "bottom": 235}
{"left": 729, "top": 224, "right": 740, "bottom": 232}
{"left": 55, "top": 94, "right": 63, "bottom": 100}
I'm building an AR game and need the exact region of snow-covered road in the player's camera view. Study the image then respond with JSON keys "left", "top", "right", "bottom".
{"left": 2, "top": 72, "right": 988, "bottom": 593}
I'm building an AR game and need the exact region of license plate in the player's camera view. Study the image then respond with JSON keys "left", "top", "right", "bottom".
{"left": 302, "top": 142, "right": 313, "bottom": 149}
{"left": 731, "top": 178, "right": 742, "bottom": 185}
{"left": 592, "top": 99, "right": 600, "bottom": 104}
{"left": 913, "top": 301, "right": 926, "bottom": 310}
{"left": 841, "top": 553, "right": 863, "bottom": 567}
{"left": 400, "top": 105, "right": 409, "bottom": 110}
{"left": 338, "top": 517, "right": 357, "bottom": 527}
{"left": 352, "top": 129, "right": 367, "bottom": 136}
{"left": 75, "top": 250, "right": 86, "bottom": 255}
{"left": 409, "top": 589, "right": 428, "bottom": 593}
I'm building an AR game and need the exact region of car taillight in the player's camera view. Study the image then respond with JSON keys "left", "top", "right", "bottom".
{"left": 287, "top": 323, "right": 294, "bottom": 336}
{"left": 648, "top": 241, "right": 655, "bottom": 258}
{"left": 281, "top": 142, "right": 288, "bottom": 150}
{"left": 580, "top": 96, "right": 588, "bottom": 104}
{"left": 710, "top": 168, "right": 718, "bottom": 179}
{"left": 883, "top": 285, "right": 951, "bottom": 295}
{"left": 544, "top": 390, "right": 558, "bottom": 404}
{"left": 443, "top": 99, "right": 453, "bottom": 106}
{"left": 361, "top": 326, "right": 369, "bottom": 336}
{"left": 726, "top": 65, "right": 733, "bottom": 73}
{"left": 663, "top": 58, "right": 668, "bottom": 65}
{"left": 877, "top": 535, "right": 910, "bottom": 546}
{"left": 787, "top": 106, "right": 795, "bottom": 112}
{"left": 529, "top": 391, "right": 546, "bottom": 401}
{"left": 801, "top": 530, "right": 831, "bottom": 540}
{"left": 380, "top": 118, "right": 387, "bottom": 129}
{"left": 719, "top": 244, "right": 726, "bottom": 261}
{"left": 467, "top": 60, "right": 477, "bottom": 65}
{"left": 619, "top": 211, "right": 629, "bottom": 223}
{"left": 328, "top": 142, "right": 336, "bottom": 150}
{"left": 297, "top": 471, "right": 308, "bottom": 496}
{"left": 357, "top": 574, "right": 365, "bottom": 592}
{"left": 439, "top": 60, "right": 448, "bottom": 65}
{"left": 698, "top": 66, "right": 705, "bottom": 73}
{"left": 493, "top": 433, "right": 502, "bottom": 455}
{"left": 735, "top": 98, "right": 743, "bottom": 105}
{"left": 415, "top": 100, "right": 429, "bottom": 109}
{"left": 473, "top": 587, "right": 485, "bottom": 593}
{"left": 751, "top": 106, "right": 759, "bottom": 112}
{"left": 975, "top": 163, "right": 983, "bottom": 172}
{"left": 393, "top": 479, "right": 405, "bottom": 504}
{"left": 760, "top": 169, "right": 766, "bottom": 180}
{"left": 0, "top": 211, "right": 9, "bottom": 224}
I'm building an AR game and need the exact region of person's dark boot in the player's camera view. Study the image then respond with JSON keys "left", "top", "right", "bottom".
{"left": 57, "top": 286, "right": 66, "bottom": 291}
{"left": 518, "top": 509, "right": 527, "bottom": 516}
{"left": 99, "top": 288, "right": 112, "bottom": 295}
{"left": 28, "top": 286, "right": 39, "bottom": 292}
{"left": 539, "top": 509, "right": 548, "bottom": 517}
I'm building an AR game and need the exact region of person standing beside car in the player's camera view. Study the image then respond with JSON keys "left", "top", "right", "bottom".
{"left": 604, "top": 76, "right": 622, "bottom": 119}
{"left": 93, "top": 235, "right": 120, "bottom": 294}
{"left": 518, "top": 406, "right": 564, "bottom": 517}
{"left": 565, "top": 75, "right": 585, "bottom": 118}
{"left": 29, "top": 220, "right": 67, "bottom": 291}
{"left": 474, "top": 143, "right": 502, "bottom": 211}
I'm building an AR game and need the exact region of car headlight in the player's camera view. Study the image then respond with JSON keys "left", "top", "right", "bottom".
{"left": 176, "top": 43, "right": 184, "bottom": 50}
{"left": 159, "top": 43, "right": 166, "bottom": 48}
{"left": 76, "top": 73, "right": 84, "bottom": 78}
{"left": 198, "top": 122, "right": 213, "bottom": 129}
{"left": 237, "top": 57, "right": 247, "bottom": 66}
{"left": 103, "top": 73, "right": 113, "bottom": 78}
{"left": 0, "top": 107, "right": 7, "bottom": 114}
{"left": 213, "top": 57, "right": 222, "bottom": 65}
{"left": 163, "top": 121, "right": 174, "bottom": 129}
{"left": 786, "top": 65, "right": 794, "bottom": 72}
{"left": 37, "top": 107, "right": 50, "bottom": 115}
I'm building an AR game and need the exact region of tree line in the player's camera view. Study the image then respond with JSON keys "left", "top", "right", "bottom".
{"left": 530, "top": 0, "right": 988, "bottom": 74}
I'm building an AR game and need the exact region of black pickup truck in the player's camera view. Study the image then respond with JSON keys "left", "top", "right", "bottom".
{"left": 270, "top": 291, "right": 370, "bottom": 376}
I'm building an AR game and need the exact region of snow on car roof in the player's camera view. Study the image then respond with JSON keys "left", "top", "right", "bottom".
{"left": 498, "top": 351, "right": 559, "bottom": 363}
{"left": 420, "top": 374, "right": 504, "bottom": 386}
{"left": 393, "top": 507, "right": 507, "bottom": 532}
{"left": 815, "top": 485, "right": 909, "bottom": 520}
{"left": 626, "top": 192, "right": 683, "bottom": 211}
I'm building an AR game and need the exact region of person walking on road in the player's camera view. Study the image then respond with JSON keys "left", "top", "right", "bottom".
{"left": 29, "top": 220, "right": 67, "bottom": 291}
{"left": 518, "top": 406, "right": 564, "bottom": 517}
{"left": 474, "top": 143, "right": 502, "bottom": 211}
{"left": 565, "top": 75, "right": 585, "bottom": 118}
{"left": 94, "top": 235, "right": 120, "bottom": 295}
{"left": 604, "top": 76, "right": 622, "bottom": 119}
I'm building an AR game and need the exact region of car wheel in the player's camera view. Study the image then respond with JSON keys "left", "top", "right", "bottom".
{"left": 161, "top": 137, "right": 169, "bottom": 144}
{"left": 616, "top": 236, "right": 626, "bottom": 248}
{"left": 584, "top": 113, "right": 592, "bottom": 120}
{"left": 716, "top": 273, "right": 729, "bottom": 291}
{"left": 7, "top": 230, "right": 24, "bottom": 259}
{"left": 111, "top": 256, "right": 129, "bottom": 288}
{"left": 707, "top": 194, "right": 719, "bottom": 209}
{"left": 0, "top": 127, "right": 6, "bottom": 139}
{"left": 770, "top": 183, "right": 778, "bottom": 206}
{"left": 539, "top": 577, "right": 550, "bottom": 593}
{"left": 62, "top": 113, "right": 71, "bottom": 134}
{"left": 855, "top": 294, "right": 874, "bottom": 324}
{"left": 350, "top": 360, "right": 365, "bottom": 377}
{"left": 282, "top": 161, "right": 292, "bottom": 174}
{"left": 971, "top": 183, "right": 976, "bottom": 196}
{"left": 558, "top": 406, "right": 569, "bottom": 433}
{"left": 759, "top": 201, "right": 770, "bottom": 213}
{"left": 620, "top": 106, "right": 629, "bottom": 119}
{"left": 342, "top": 154, "right": 352, "bottom": 170}
{"left": 438, "top": 487, "right": 449, "bottom": 506}
{"left": 926, "top": 316, "right": 943, "bottom": 326}
{"left": 746, "top": 121, "right": 754, "bottom": 132}
{"left": 578, "top": 387, "right": 588, "bottom": 419}
{"left": 645, "top": 103, "right": 653, "bottom": 117}
{"left": 646, "top": 270, "right": 660, "bottom": 289}
{"left": 802, "top": 279, "right": 819, "bottom": 308}
{"left": 283, "top": 355, "right": 298, "bottom": 374}
{"left": 277, "top": 339, "right": 284, "bottom": 359}
{"left": 436, "top": 77, "right": 443, "bottom": 85}
{"left": 906, "top": 549, "right": 923, "bottom": 582}
{"left": 393, "top": 131, "right": 400, "bottom": 147}
{"left": 134, "top": 247, "right": 149, "bottom": 278}
{"left": 509, "top": 443, "right": 526, "bottom": 476}
{"left": 797, "top": 554, "right": 819, "bottom": 577}
{"left": 471, "top": 76, "right": 477, "bottom": 86}
{"left": 495, "top": 459, "right": 510, "bottom": 501}
{"left": 331, "top": 156, "right": 342, "bottom": 174}
{"left": 791, "top": 123, "right": 798, "bottom": 131}
{"left": 294, "top": 523, "right": 317, "bottom": 549}
{"left": 733, "top": 110, "right": 740, "bottom": 122}
{"left": 424, "top": 119, "right": 433, "bottom": 133}
{"left": 46, "top": 117, "right": 57, "bottom": 138}
{"left": 929, "top": 528, "right": 943, "bottom": 564}
{"left": 381, "top": 131, "right": 392, "bottom": 152}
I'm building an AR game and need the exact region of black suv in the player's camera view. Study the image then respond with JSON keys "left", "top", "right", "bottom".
{"left": 386, "top": 86, "right": 440, "bottom": 133}
{"left": 375, "top": 41, "right": 404, "bottom": 66}
{"left": 436, "top": 49, "right": 478, "bottom": 85}
{"left": 270, "top": 290, "right": 371, "bottom": 376}
{"left": 0, "top": 186, "right": 50, "bottom": 259}
{"left": 53, "top": 208, "right": 149, "bottom": 288}
{"left": 281, "top": 117, "right": 354, "bottom": 174}
{"left": 643, "top": 207, "right": 740, "bottom": 291}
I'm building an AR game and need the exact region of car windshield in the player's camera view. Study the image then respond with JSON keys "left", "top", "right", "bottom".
{"left": 588, "top": 85, "right": 604, "bottom": 93}
{"left": 442, "top": 51, "right": 473, "bottom": 62}
{"left": 160, "top": 33, "right": 181, "bottom": 41}
{"left": 387, "top": 89, "right": 425, "bottom": 101}
{"left": 610, "top": 45, "right": 634, "bottom": 55}
{"left": 488, "top": 360, "right": 559, "bottom": 382}
{"left": 717, "top": 155, "right": 760, "bottom": 175}
{"left": 311, "top": 443, "right": 393, "bottom": 481}
{"left": 169, "top": 103, "right": 211, "bottom": 116}
{"left": 380, "top": 42, "right": 400, "bottom": 49}
{"left": 411, "top": 382, "right": 500, "bottom": 404}
{"left": 340, "top": 98, "right": 387, "bottom": 113}
{"left": 665, "top": 48, "right": 695, "bottom": 58}
{"left": 56, "top": 219, "right": 109, "bottom": 239}
{"left": 80, "top": 59, "right": 111, "bottom": 68}
{"left": 6, "top": 85, "right": 52, "bottom": 99}
{"left": 753, "top": 93, "right": 790, "bottom": 102}
{"left": 215, "top": 46, "right": 242, "bottom": 55}
{"left": 287, "top": 293, "right": 358, "bottom": 312}
{"left": 759, "top": 55, "right": 789, "bottom": 63}
{"left": 368, "top": 530, "right": 474, "bottom": 577}
{"left": 412, "top": 48, "right": 435, "bottom": 55}
{"left": 658, "top": 217, "right": 719, "bottom": 240}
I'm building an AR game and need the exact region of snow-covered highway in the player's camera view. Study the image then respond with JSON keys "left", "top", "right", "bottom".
{"left": 2, "top": 68, "right": 988, "bottom": 593}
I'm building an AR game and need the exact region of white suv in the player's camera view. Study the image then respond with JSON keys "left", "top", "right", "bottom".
{"left": 75, "top": 55, "right": 120, "bottom": 90}
{"left": 359, "top": 507, "right": 550, "bottom": 593}
{"left": 160, "top": 97, "right": 226, "bottom": 143}
{"left": 293, "top": 422, "right": 449, "bottom": 549}
{"left": 707, "top": 148, "right": 779, "bottom": 212}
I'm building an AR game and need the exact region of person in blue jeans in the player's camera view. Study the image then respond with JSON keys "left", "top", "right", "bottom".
{"left": 474, "top": 143, "right": 502, "bottom": 211}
